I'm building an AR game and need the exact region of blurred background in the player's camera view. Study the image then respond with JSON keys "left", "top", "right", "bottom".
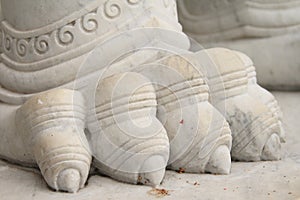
{"left": 177, "top": 0, "right": 300, "bottom": 91}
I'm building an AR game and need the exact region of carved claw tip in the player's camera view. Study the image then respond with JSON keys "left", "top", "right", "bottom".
{"left": 205, "top": 145, "right": 231, "bottom": 175}
{"left": 57, "top": 169, "right": 81, "bottom": 193}
{"left": 138, "top": 155, "right": 166, "bottom": 186}
{"left": 261, "top": 134, "right": 281, "bottom": 161}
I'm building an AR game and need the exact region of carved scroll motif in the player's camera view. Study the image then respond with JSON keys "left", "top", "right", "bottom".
{"left": 0, "top": 0, "right": 143, "bottom": 62}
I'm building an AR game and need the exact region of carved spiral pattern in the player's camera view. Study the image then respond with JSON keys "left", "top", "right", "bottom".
{"left": 16, "top": 39, "right": 29, "bottom": 57}
{"left": 58, "top": 25, "right": 74, "bottom": 45}
{"left": 34, "top": 35, "right": 50, "bottom": 54}
{"left": 82, "top": 12, "right": 98, "bottom": 32}
{"left": 4, "top": 34, "right": 12, "bottom": 51}
{"left": 104, "top": 0, "right": 121, "bottom": 18}
{"left": 0, "top": 0, "right": 149, "bottom": 61}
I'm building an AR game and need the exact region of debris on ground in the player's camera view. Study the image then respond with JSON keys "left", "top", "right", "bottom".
{"left": 148, "top": 188, "right": 170, "bottom": 198}
{"left": 193, "top": 182, "right": 200, "bottom": 186}
{"left": 176, "top": 168, "right": 185, "bottom": 174}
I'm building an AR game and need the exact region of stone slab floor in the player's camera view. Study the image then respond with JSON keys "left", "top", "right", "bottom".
{"left": 0, "top": 92, "right": 299, "bottom": 200}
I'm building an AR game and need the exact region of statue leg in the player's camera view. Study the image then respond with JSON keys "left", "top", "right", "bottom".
{"left": 135, "top": 54, "right": 232, "bottom": 175}
{"left": 87, "top": 72, "right": 169, "bottom": 187}
{"left": 16, "top": 89, "right": 92, "bottom": 193}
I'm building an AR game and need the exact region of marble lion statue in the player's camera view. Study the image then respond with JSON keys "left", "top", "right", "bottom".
{"left": 0, "top": 0, "right": 283, "bottom": 193}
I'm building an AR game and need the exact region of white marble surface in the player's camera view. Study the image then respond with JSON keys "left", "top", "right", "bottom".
{"left": 0, "top": 91, "right": 299, "bottom": 200}
{"left": 0, "top": 0, "right": 187, "bottom": 192}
